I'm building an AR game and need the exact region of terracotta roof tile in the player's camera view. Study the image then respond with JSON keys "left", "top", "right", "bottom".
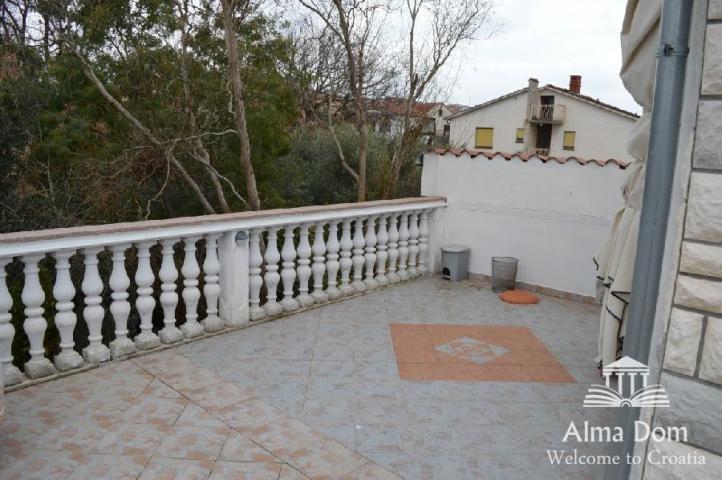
{"left": 428, "top": 148, "right": 630, "bottom": 169}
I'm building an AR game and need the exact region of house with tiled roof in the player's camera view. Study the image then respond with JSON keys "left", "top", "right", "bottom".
{"left": 447, "top": 76, "right": 639, "bottom": 162}
{"left": 369, "top": 99, "right": 463, "bottom": 139}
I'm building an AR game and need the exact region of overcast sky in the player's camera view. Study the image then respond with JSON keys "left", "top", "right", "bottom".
{"left": 448, "top": 0, "right": 640, "bottom": 114}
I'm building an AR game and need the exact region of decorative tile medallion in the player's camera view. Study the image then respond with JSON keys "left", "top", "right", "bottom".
{"left": 390, "top": 324, "right": 574, "bottom": 383}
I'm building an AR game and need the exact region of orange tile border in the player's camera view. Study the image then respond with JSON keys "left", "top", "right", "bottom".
{"left": 390, "top": 324, "right": 575, "bottom": 383}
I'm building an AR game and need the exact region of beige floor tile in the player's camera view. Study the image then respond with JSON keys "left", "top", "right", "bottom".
{"left": 209, "top": 461, "right": 282, "bottom": 479}
{"left": 138, "top": 457, "right": 214, "bottom": 480}
{"left": 124, "top": 393, "right": 188, "bottom": 425}
{"left": 175, "top": 403, "right": 226, "bottom": 427}
{"left": 66, "top": 453, "right": 148, "bottom": 480}
{"left": 219, "top": 432, "right": 277, "bottom": 463}
{"left": 155, "top": 425, "right": 230, "bottom": 461}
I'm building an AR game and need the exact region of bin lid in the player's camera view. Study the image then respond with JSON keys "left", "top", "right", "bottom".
{"left": 441, "top": 244, "right": 469, "bottom": 253}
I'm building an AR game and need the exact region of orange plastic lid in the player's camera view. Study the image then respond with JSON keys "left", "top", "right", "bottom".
{"left": 499, "top": 289, "right": 539, "bottom": 305}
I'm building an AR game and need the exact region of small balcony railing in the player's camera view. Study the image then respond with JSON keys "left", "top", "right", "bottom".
{"left": 0, "top": 197, "right": 445, "bottom": 389}
{"left": 528, "top": 104, "right": 566, "bottom": 124}
{"left": 529, "top": 148, "right": 551, "bottom": 157}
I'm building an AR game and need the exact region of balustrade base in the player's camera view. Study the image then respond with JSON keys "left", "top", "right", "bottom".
{"left": 398, "top": 271, "right": 410, "bottom": 281}
{"left": 264, "top": 302, "right": 283, "bottom": 317}
{"left": 159, "top": 326, "right": 183, "bottom": 344}
{"left": 24, "top": 357, "right": 57, "bottom": 379}
{"left": 375, "top": 276, "right": 390, "bottom": 287}
{"left": 351, "top": 281, "right": 367, "bottom": 293}
{"left": 388, "top": 273, "right": 401, "bottom": 284}
{"left": 281, "top": 299, "right": 300, "bottom": 312}
{"left": 3, "top": 364, "right": 26, "bottom": 386}
{"left": 296, "top": 294, "right": 314, "bottom": 308}
{"left": 340, "top": 285, "right": 355, "bottom": 296}
{"left": 249, "top": 308, "right": 266, "bottom": 322}
{"left": 311, "top": 291, "right": 329, "bottom": 304}
{"left": 135, "top": 332, "right": 161, "bottom": 350}
{"left": 83, "top": 344, "right": 110, "bottom": 364}
{"left": 182, "top": 321, "right": 205, "bottom": 339}
{"left": 326, "top": 288, "right": 342, "bottom": 300}
{"left": 364, "top": 278, "right": 379, "bottom": 289}
{"left": 110, "top": 338, "right": 137, "bottom": 359}
{"left": 203, "top": 316, "right": 225, "bottom": 332}
{"left": 54, "top": 350, "right": 84, "bottom": 371}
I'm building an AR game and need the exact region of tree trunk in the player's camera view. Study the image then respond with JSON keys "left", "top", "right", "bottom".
{"left": 220, "top": 0, "right": 261, "bottom": 211}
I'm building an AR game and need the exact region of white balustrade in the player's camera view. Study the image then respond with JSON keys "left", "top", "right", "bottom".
{"left": 375, "top": 216, "right": 389, "bottom": 286}
{"left": 351, "top": 218, "right": 367, "bottom": 293}
{"left": 364, "top": 216, "right": 378, "bottom": 289}
{"left": 408, "top": 212, "right": 420, "bottom": 278}
{"left": 339, "top": 219, "right": 354, "bottom": 296}
{"left": 203, "top": 233, "right": 224, "bottom": 331}
{"left": 325, "top": 221, "right": 341, "bottom": 299}
{"left": 281, "top": 225, "right": 299, "bottom": 312}
{"left": 296, "top": 224, "right": 314, "bottom": 307}
{"left": 248, "top": 229, "right": 266, "bottom": 320}
{"left": 134, "top": 241, "right": 160, "bottom": 350}
{"left": 109, "top": 244, "right": 136, "bottom": 359}
{"left": 181, "top": 236, "right": 204, "bottom": 338}
{"left": 159, "top": 239, "right": 183, "bottom": 344}
{"left": 263, "top": 228, "right": 283, "bottom": 316}
{"left": 0, "top": 197, "right": 444, "bottom": 390}
{"left": 397, "top": 213, "right": 410, "bottom": 280}
{"left": 82, "top": 248, "right": 110, "bottom": 364}
{"left": 311, "top": 223, "right": 329, "bottom": 303}
{"left": 387, "top": 214, "right": 400, "bottom": 283}
{"left": 53, "top": 251, "right": 83, "bottom": 370}
{"left": 0, "top": 258, "right": 24, "bottom": 385}
{"left": 418, "top": 210, "right": 429, "bottom": 274}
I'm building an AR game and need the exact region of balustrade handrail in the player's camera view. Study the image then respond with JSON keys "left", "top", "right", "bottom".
{"left": 0, "top": 196, "right": 446, "bottom": 258}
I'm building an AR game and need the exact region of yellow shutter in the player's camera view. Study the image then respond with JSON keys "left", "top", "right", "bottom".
{"left": 515, "top": 128, "right": 524, "bottom": 143}
{"left": 475, "top": 128, "right": 493, "bottom": 149}
{"left": 563, "top": 131, "right": 576, "bottom": 150}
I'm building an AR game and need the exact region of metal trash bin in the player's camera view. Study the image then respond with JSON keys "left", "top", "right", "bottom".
{"left": 440, "top": 245, "right": 470, "bottom": 281}
{"left": 491, "top": 256, "right": 518, "bottom": 292}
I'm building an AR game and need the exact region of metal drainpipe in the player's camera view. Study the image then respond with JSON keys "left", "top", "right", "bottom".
{"left": 604, "top": 1, "right": 692, "bottom": 479}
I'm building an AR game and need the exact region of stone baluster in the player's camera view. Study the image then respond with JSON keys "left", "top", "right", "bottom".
{"left": 351, "top": 218, "right": 367, "bottom": 293}
{"left": 387, "top": 214, "right": 401, "bottom": 283}
{"left": 248, "top": 230, "right": 266, "bottom": 320}
{"left": 311, "top": 223, "right": 329, "bottom": 303}
{"left": 375, "top": 216, "right": 389, "bottom": 286}
{"left": 134, "top": 242, "right": 160, "bottom": 350}
{"left": 408, "top": 212, "right": 420, "bottom": 277}
{"left": 364, "top": 216, "right": 378, "bottom": 289}
{"left": 418, "top": 210, "right": 430, "bottom": 274}
{"left": 0, "top": 258, "right": 24, "bottom": 385}
{"left": 398, "top": 213, "right": 410, "bottom": 280}
{"left": 325, "top": 221, "right": 342, "bottom": 299}
{"left": 52, "top": 251, "right": 84, "bottom": 371}
{"left": 181, "top": 236, "right": 204, "bottom": 338}
{"left": 109, "top": 244, "right": 136, "bottom": 359}
{"left": 339, "top": 219, "right": 354, "bottom": 296}
{"left": 158, "top": 239, "right": 183, "bottom": 344}
{"left": 203, "top": 233, "right": 225, "bottom": 331}
{"left": 281, "top": 225, "right": 299, "bottom": 312}
{"left": 263, "top": 228, "right": 283, "bottom": 316}
{"left": 21, "top": 255, "right": 57, "bottom": 378}
{"left": 296, "top": 224, "right": 314, "bottom": 308}
{"left": 81, "top": 248, "right": 110, "bottom": 364}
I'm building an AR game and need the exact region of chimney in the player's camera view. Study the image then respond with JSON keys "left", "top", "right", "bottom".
{"left": 569, "top": 75, "right": 582, "bottom": 94}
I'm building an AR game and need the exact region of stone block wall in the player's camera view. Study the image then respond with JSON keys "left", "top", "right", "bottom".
{"left": 644, "top": 2, "right": 722, "bottom": 477}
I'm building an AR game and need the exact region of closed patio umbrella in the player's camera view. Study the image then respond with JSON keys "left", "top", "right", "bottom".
{"left": 594, "top": 0, "right": 662, "bottom": 369}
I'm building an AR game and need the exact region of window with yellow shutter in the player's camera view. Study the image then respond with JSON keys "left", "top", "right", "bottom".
{"left": 475, "top": 128, "right": 493, "bottom": 149}
{"left": 515, "top": 128, "right": 524, "bottom": 144}
{"left": 563, "top": 131, "right": 576, "bottom": 151}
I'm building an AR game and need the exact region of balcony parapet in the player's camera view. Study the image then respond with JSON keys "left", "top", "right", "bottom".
{"left": 0, "top": 197, "right": 446, "bottom": 389}
{"left": 528, "top": 104, "right": 566, "bottom": 124}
